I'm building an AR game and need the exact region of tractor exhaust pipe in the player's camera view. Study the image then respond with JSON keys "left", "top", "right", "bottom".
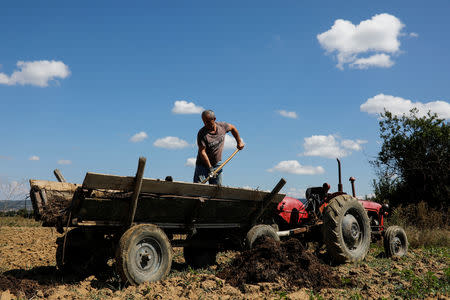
{"left": 349, "top": 177, "right": 356, "bottom": 197}
{"left": 337, "top": 158, "right": 343, "bottom": 193}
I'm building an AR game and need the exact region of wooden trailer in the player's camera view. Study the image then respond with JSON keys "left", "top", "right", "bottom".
{"left": 30, "top": 157, "right": 286, "bottom": 284}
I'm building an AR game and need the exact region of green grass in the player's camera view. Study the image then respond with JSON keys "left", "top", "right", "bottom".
{"left": 394, "top": 268, "right": 449, "bottom": 299}
{"left": 0, "top": 216, "right": 41, "bottom": 227}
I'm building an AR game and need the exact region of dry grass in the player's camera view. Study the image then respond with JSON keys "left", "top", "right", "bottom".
{"left": 386, "top": 201, "right": 449, "bottom": 248}
{"left": 0, "top": 216, "right": 41, "bottom": 227}
{"left": 405, "top": 227, "right": 450, "bottom": 248}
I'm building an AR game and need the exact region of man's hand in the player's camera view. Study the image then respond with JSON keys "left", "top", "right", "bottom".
{"left": 208, "top": 167, "right": 217, "bottom": 179}
{"left": 237, "top": 141, "right": 245, "bottom": 150}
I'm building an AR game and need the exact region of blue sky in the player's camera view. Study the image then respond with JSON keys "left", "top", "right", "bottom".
{"left": 1, "top": 1, "right": 449, "bottom": 199}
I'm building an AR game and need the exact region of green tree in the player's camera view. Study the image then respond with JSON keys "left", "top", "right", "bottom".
{"left": 372, "top": 109, "right": 449, "bottom": 210}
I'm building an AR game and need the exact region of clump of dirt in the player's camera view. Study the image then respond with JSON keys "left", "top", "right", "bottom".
{"left": 217, "top": 237, "right": 340, "bottom": 290}
{"left": 0, "top": 274, "right": 49, "bottom": 298}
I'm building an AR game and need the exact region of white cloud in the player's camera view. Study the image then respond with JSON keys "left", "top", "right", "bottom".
{"left": 268, "top": 160, "right": 325, "bottom": 175}
{"left": 0, "top": 60, "right": 70, "bottom": 87}
{"left": 302, "top": 135, "right": 366, "bottom": 158}
{"left": 341, "top": 139, "right": 368, "bottom": 151}
{"left": 277, "top": 110, "right": 298, "bottom": 119}
{"left": 287, "top": 187, "right": 306, "bottom": 198}
{"left": 409, "top": 32, "right": 419, "bottom": 38}
{"left": 154, "top": 136, "right": 190, "bottom": 149}
{"left": 185, "top": 157, "right": 196, "bottom": 167}
{"left": 29, "top": 156, "right": 40, "bottom": 161}
{"left": 130, "top": 131, "right": 148, "bottom": 143}
{"left": 351, "top": 53, "right": 394, "bottom": 69}
{"left": 224, "top": 134, "right": 245, "bottom": 150}
{"left": 317, "top": 13, "right": 405, "bottom": 69}
{"left": 57, "top": 160, "right": 72, "bottom": 165}
{"left": 172, "top": 100, "right": 204, "bottom": 114}
{"left": 361, "top": 94, "right": 450, "bottom": 119}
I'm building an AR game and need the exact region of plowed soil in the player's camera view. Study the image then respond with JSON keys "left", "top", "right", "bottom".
{"left": 218, "top": 238, "right": 340, "bottom": 290}
{"left": 0, "top": 226, "right": 448, "bottom": 299}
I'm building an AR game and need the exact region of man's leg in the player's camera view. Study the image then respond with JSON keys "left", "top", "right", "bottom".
{"left": 193, "top": 164, "right": 208, "bottom": 183}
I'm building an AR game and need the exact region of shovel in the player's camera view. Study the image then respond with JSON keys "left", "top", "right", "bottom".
{"left": 201, "top": 148, "right": 240, "bottom": 184}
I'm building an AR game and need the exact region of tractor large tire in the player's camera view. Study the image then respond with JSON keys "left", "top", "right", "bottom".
{"left": 246, "top": 224, "right": 280, "bottom": 250}
{"left": 384, "top": 226, "right": 408, "bottom": 258}
{"left": 323, "top": 195, "right": 371, "bottom": 263}
{"left": 116, "top": 224, "right": 173, "bottom": 285}
{"left": 56, "top": 228, "right": 109, "bottom": 275}
{"left": 184, "top": 231, "right": 218, "bottom": 269}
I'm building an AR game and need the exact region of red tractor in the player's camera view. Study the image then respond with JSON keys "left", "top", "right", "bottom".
{"left": 274, "top": 159, "right": 408, "bottom": 263}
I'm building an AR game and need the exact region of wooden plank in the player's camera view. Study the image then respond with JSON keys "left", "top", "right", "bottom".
{"left": 53, "top": 169, "right": 67, "bottom": 183}
{"left": 74, "top": 219, "right": 242, "bottom": 229}
{"left": 40, "top": 189, "right": 48, "bottom": 205}
{"left": 82, "top": 172, "right": 285, "bottom": 203}
{"left": 77, "top": 195, "right": 263, "bottom": 225}
{"left": 29, "top": 179, "right": 80, "bottom": 192}
{"left": 128, "top": 157, "right": 146, "bottom": 227}
{"left": 32, "top": 191, "right": 43, "bottom": 218}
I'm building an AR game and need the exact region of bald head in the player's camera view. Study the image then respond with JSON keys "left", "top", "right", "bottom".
{"left": 202, "top": 110, "right": 216, "bottom": 130}
{"left": 202, "top": 110, "right": 215, "bottom": 120}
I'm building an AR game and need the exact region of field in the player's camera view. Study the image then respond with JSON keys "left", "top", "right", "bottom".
{"left": 0, "top": 218, "right": 449, "bottom": 299}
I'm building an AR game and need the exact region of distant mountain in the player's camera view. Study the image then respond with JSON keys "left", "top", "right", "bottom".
{"left": 0, "top": 200, "right": 33, "bottom": 212}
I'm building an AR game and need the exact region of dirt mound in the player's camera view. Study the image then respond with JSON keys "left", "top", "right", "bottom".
{"left": 218, "top": 237, "right": 340, "bottom": 290}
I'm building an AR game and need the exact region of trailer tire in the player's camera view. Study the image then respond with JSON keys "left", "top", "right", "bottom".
{"left": 384, "top": 226, "right": 408, "bottom": 258}
{"left": 246, "top": 224, "right": 280, "bottom": 249}
{"left": 184, "top": 232, "right": 218, "bottom": 269}
{"left": 323, "top": 195, "right": 371, "bottom": 263}
{"left": 116, "top": 224, "right": 172, "bottom": 285}
{"left": 56, "top": 228, "right": 109, "bottom": 275}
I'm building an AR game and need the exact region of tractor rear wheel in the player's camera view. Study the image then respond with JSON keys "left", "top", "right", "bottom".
{"left": 246, "top": 224, "right": 280, "bottom": 249}
{"left": 384, "top": 226, "right": 408, "bottom": 258}
{"left": 323, "top": 195, "right": 371, "bottom": 263}
{"left": 116, "top": 224, "right": 172, "bottom": 285}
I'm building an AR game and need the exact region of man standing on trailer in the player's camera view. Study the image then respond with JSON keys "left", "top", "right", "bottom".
{"left": 194, "top": 110, "right": 244, "bottom": 185}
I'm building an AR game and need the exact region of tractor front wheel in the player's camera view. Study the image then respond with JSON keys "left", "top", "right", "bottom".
{"left": 384, "top": 226, "right": 408, "bottom": 258}
{"left": 323, "top": 195, "right": 371, "bottom": 263}
{"left": 246, "top": 224, "right": 280, "bottom": 249}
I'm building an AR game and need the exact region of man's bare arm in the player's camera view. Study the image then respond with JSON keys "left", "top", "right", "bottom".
{"left": 229, "top": 124, "right": 245, "bottom": 150}
{"left": 198, "top": 144, "right": 213, "bottom": 169}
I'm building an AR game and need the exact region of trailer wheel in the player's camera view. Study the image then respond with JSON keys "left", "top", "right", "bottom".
{"left": 246, "top": 224, "right": 280, "bottom": 249}
{"left": 56, "top": 228, "right": 109, "bottom": 274}
{"left": 116, "top": 224, "right": 172, "bottom": 285}
{"left": 184, "top": 232, "right": 218, "bottom": 269}
{"left": 323, "top": 195, "right": 371, "bottom": 263}
{"left": 384, "top": 226, "right": 408, "bottom": 258}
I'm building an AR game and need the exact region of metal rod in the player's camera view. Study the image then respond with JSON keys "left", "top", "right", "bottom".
{"left": 251, "top": 178, "right": 286, "bottom": 224}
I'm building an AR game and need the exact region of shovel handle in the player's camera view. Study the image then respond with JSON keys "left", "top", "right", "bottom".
{"left": 201, "top": 148, "right": 240, "bottom": 184}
